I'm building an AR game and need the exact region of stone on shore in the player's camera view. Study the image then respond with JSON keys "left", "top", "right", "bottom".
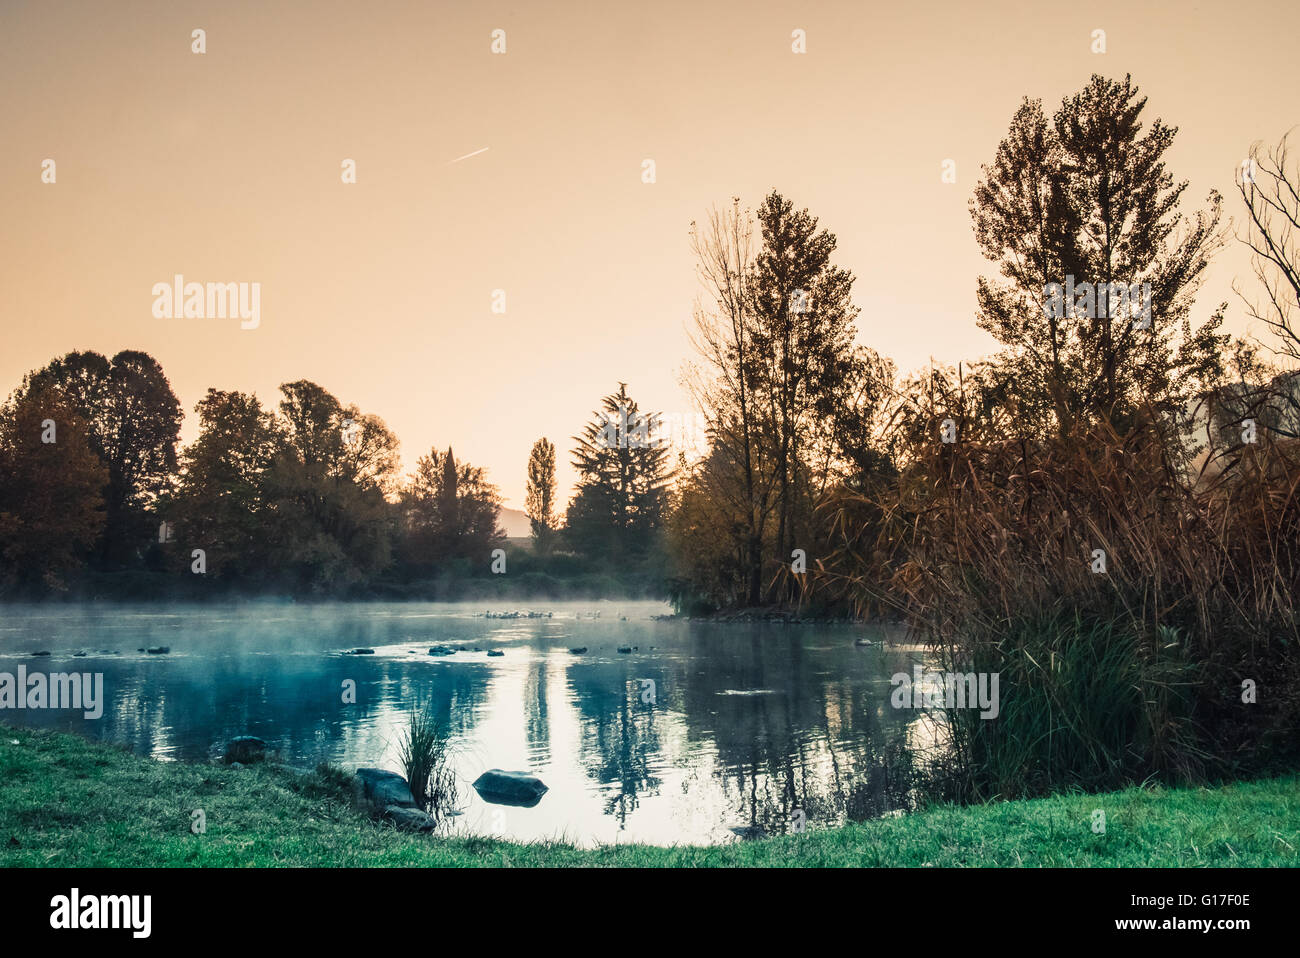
{"left": 353, "top": 767, "right": 417, "bottom": 812}
{"left": 384, "top": 805, "right": 438, "bottom": 831}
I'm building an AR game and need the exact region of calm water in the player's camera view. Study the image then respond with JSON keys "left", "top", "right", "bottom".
{"left": 0, "top": 601, "right": 938, "bottom": 846}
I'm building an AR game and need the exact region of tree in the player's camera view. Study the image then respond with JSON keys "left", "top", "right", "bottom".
{"left": 17, "top": 350, "right": 182, "bottom": 565}
{"left": 748, "top": 191, "right": 865, "bottom": 569}
{"left": 686, "top": 199, "right": 769, "bottom": 604}
{"left": 566, "top": 383, "right": 672, "bottom": 565}
{"left": 0, "top": 383, "right": 107, "bottom": 592}
{"left": 275, "top": 379, "right": 345, "bottom": 475}
{"left": 1227, "top": 132, "right": 1300, "bottom": 440}
{"left": 401, "top": 447, "right": 503, "bottom": 566}
{"left": 263, "top": 380, "right": 399, "bottom": 591}
{"left": 666, "top": 443, "right": 758, "bottom": 611}
{"left": 525, "top": 437, "right": 558, "bottom": 554}
{"left": 681, "top": 193, "right": 884, "bottom": 606}
{"left": 439, "top": 446, "right": 459, "bottom": 547}
{"left": 971, "top": 74, "right": 1229, "bottom": 439}
{"left": 167, "top": 389, "right": 281, "bottom": 581}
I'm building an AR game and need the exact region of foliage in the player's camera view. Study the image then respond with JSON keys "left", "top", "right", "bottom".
{"left": 0, "top": 384, "right": 107, "bottom": 592}
{"left": 400, "top": 446, "right": 503, "bottom": 568}
{"left": 970, "top": 74, "right": 1229, "bottom": 441}
{"left": 525, "top": 437, "right": 557, "bottom": 554}
{"left": 565, "top": 383, "right": 672, "bottom": 567}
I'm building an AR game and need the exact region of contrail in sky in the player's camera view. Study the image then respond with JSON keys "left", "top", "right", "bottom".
{"left": 449, "top": 147, "right": 490, "bottom": 164}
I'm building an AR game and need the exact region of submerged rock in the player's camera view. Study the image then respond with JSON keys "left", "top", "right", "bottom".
{"left": 353, "top": 768, "right": 417, "bottom": 812}
{"left": 616, "top": 646, "right": 633, "bottom": 654}
{"left": 29, "top": 651, "right": 51, "bottom": 657}
{"left": 345, "top": 648, "right": 375, "bottom": 655}
{"left": 568, "top": 647, "right": 588, "bottom": 654}
{"left": 145, "top": 646, "right": 170, "bottom": 654}
{"left": 472, "top": 769, "right": 548, "bottom": 807}
{"left": 224, "top": 736, "right": 268, "bottom": 764}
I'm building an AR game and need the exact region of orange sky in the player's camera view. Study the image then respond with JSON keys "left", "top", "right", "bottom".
{"left": 2, "top": 0, "right": 1297, "bottom": 506}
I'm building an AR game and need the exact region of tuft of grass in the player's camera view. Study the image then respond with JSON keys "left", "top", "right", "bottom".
{"left": 1, "top": 725, "right": 1296, "bottom": 867}
{"left": 931, "top": 613, "right": 1204, "bottom": 802}
{"left": 395, "top": 707, "right": 459, "bottom": 821}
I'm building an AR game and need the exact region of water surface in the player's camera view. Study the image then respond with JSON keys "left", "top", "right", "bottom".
{"left": 0, "top": 601, "right": 936, "bottom": 846}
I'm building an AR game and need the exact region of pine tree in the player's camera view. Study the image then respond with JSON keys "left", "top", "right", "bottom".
{"left": 565, "top": 384, "right": 671, "bottom": 564}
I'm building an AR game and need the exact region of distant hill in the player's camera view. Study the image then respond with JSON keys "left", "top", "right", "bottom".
{"left": 498, "top": 506, "right": 532, "bottom": 538}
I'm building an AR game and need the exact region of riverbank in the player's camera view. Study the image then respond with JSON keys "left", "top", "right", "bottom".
{"left": 2, "top": 726, "right": 1295, "bottom": 867}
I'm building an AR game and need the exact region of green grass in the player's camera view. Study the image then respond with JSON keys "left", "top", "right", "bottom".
{"left": 1, "top": 725, "right": 1296, "bottom": 867}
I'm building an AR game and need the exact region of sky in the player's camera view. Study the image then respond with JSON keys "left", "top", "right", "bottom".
{"left": 2, "top": 0, "right": 1298, "bottom": 506}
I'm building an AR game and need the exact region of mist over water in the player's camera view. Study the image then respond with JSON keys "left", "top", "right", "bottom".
{"left": 0, "top": 601, "right": 931, "bottom": 846}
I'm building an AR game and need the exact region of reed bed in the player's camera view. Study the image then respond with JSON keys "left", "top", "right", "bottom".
{"left": 820, "top": 411, "right": 1300, "bottom": 798}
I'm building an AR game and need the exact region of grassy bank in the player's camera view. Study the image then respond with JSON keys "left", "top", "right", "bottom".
{"left": 1, "top": 726, "right": 1296, "bottom": 867}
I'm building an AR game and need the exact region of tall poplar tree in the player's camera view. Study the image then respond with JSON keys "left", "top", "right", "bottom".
{"left": 525, "top": 437, "right": 557, "bottom": 554}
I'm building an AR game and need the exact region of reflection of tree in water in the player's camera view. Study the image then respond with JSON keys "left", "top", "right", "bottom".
{"left": 715, "top": 715, "right": 920, "bottom": 836}
{"left": 97, "top": 653, "right": 494, "bottom": 766}
{"left": 523, "top": 657, "right": 550, "bottom": 763}
{"left": 568, "top": 667, "right": 664, "bottom": 827}
{"left": 677, "top": 626, "right": 922, "bottom": 835}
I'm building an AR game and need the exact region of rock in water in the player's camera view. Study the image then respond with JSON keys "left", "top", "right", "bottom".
{"left": 346, "top": 648, "right": 375, "bottom": 655}
{"left": 486, "top": 649, "right": 504, "bottom": 657}
{"left": 146, "top": 646, "right": 170, "bottom": 654}
{"left": 568, "top": 647, "right": 588, "bottom": 654}
{"left": 354, "top": 768, "right": 417, "bottom": 811}
{"left": 224, "top": 736, "right": 267, "bottom": 764}
{"left": 472, "top": 769, "right": 548, "bottom": 807}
